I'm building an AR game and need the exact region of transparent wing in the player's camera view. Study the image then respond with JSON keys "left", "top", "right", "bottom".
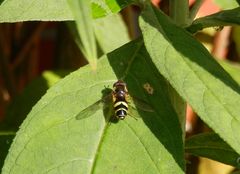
{"left": 75, "top": 100, "right": 103, "bottom": 120}
{"left": 128, "top": 97, "right": 154, "bottom": 119}
{"left": 130, "top": 96, "right": 154, "bottom": 112}
{"left": 75, "top": 94, "right": 112, "bottom": 120}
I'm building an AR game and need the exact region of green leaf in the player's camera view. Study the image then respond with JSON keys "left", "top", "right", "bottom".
{"left": 67, "top": 0, "right": 97, "bottom": 69}
{"left": 167, "top": 85, "right": 186, "bottom": 140}
{"left": 0, "top": 132, "right": 15, "bottom": 171}
{"left": 0, "top": 0, "right": 73, "bottom": 22}
{"left": 213, "top": 0, "right": 239, "bottom": 9}
{"left": 91, "top": 0, "right": 111, "bottom": 18}
{"left": 69, "top": 13, "right": 129, "bottom": 59}
{"left": 218, "top": 60, "right": 240, "bottom": 85}
{"left": 94, "top": 14, "right": 130, "bottom": 54}
{"left": 0, "top": 0, "right": 135, "bottom": 23}
{"left": 185, "top": 133, "right": 240, "bottom": 168}
{"left": 187, "top": 7, "right": 240, "bottom": 33}
{"left": 105, "top": 0, "right": 136, "bottom": 14}
{"left": 2, "top": 39, "right": 185, "bottom": 174}
{"left": 139, "top": 4, "right": 240, "bottom": 155}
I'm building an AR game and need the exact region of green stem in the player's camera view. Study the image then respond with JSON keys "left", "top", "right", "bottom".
{"left": 189, "top": 0, "right": 203, "bottom": 23}
{"left": 169, "top": 0, "right": 189, "bottom": 27}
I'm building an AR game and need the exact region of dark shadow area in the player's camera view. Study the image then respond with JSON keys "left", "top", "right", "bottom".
{"left": 0, "top": 134, "right": 15, "bottom": 172}
{"left": 106, "top": 38, "right": 186, "bottom": 171}
{"left": 0, "top": 0, "right": 5, "bottom": 5}
{"left": 0, "top": 70, "right": 69, "bottom": 131}
{"left": 141, "top": 5, "right": 240, "bottom": 96}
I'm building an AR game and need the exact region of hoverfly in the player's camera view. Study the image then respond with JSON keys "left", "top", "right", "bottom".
{"left": 76, "top": 80, "right": 153, "bottom": 121}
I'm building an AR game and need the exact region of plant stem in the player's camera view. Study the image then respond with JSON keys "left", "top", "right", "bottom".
{"left": 168, "top": 0, "right": 189, "bottom": 140}
{"left": 189, "top": 0, "right": 203, "bottom": 22}
{"left": 169, "top": 0, "right": 189, "bottom": 27}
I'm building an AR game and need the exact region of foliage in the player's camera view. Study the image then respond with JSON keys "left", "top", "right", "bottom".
{"left": 0, "top": 0, "right": 240, "bottom": 173}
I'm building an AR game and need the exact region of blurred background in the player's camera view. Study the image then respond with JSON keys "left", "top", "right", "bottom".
{"left": 0, "top": 0, "right": 240, "bottom": 173}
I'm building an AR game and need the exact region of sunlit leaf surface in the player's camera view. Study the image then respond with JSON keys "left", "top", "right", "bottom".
{"left": 2, "top": 39, "right": 185, "bottom": 174}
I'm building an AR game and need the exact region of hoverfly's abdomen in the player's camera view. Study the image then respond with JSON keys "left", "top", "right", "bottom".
{"left": 112, "top": 80, "right": 129, "bottom": 120}
{"left": 114, "top": 101, "right": 128, "bottom": 120}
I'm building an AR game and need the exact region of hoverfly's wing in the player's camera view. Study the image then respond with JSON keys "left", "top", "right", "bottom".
{"left": 75, "top": 100, "right": 103, "bottom": 120}
{"left": 75, "top": 94, "right": 112, "bottom": 120}
{"left": 128, "top": 97, "right": 154, "bottom": 119}
{"left": 130, "top": 97, "right": 154, "bottom": 112}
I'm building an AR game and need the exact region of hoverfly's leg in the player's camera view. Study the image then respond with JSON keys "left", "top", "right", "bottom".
{"left": 111, "top": 91, "right": 116, "bottom": 103}
{"left": 125, "top": 93, "right": 131, "bottom": 104}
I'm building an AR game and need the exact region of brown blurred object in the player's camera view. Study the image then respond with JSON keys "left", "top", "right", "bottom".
{"left": 212, "top": 26, "right": 232, "bottom": 59}
{"left": 152, "top": 0, "right": 161, "bottom": 7}
{"left": 0, "top": 22, "right": 48, "bottom": 119}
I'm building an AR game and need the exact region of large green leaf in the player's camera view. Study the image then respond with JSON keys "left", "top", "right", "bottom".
{"left": 185, "top": 133, "right": 240, "bottom": 168}
{"left": 0, "top": 0, "right": 135, "bottom": 23}
{"left": 187, "top": 7, "right": 240, "bottom": 33}
{"left": 2, "top": 39, "right": 185, "bottom": 174}
{"left": 139, "top": 4, "right": 240, "bottom": 155}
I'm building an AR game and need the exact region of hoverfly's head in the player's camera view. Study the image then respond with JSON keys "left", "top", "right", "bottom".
{"left": 113, "top": 80, "right": 128, "bottom": 93}
{"left": 113, "top": 80, "right": 126, "bottom": 88}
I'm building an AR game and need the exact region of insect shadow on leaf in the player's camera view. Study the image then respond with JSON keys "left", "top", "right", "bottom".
{"left": 75, "top": 87, "right": 119, "bottom": 123}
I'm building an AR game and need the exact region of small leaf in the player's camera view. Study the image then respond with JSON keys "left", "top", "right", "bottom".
{"left": 187, "top": 7, "right": 240, "bottom": 33}
{"left": 2, "top": 39, "right": 185, "bottom": 174}
{"left": 94, "top": 14, "right": 130, "bottom": 54}
{"left": 67, "top": 0, "right": 97, "bottom": 69}
{"left": 105, "top": 0, "right": 136, "bottom": 14}
{"left": 139, "top": 4, "right": 240, "bottom": 155}
{"left": 213, "top": 0, "right": 239, "bottom": 10}
{"left": 185, "top": 133, "right": 240, "bottom": 168}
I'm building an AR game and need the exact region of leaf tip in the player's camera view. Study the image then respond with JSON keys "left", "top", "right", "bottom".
{"left": 90, "top": 59, "right": 97, "bottom": 71}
